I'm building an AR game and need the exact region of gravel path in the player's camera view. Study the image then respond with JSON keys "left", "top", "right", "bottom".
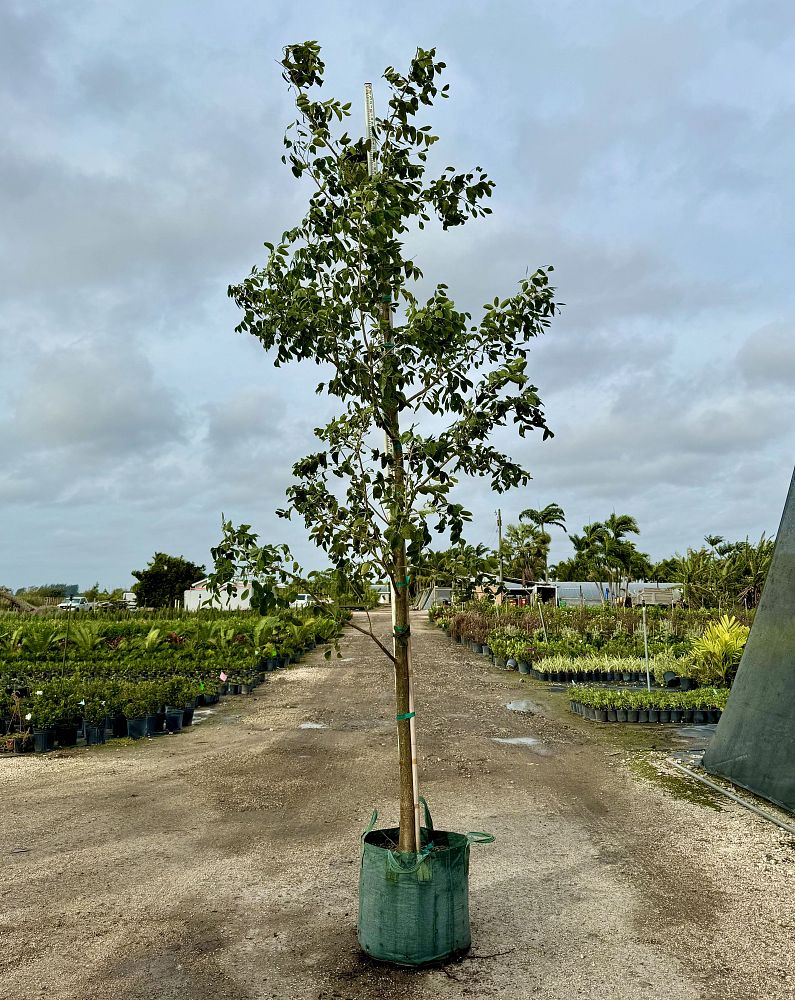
{"left": 2, "top": 611, "right": 793, "bottom": 1000}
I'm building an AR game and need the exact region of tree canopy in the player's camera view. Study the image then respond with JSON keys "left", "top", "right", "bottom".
{"left": 209, "top": 42, "right": 559, "bottom": 850}
{"left": 132, "top": 553, "right": 206, "bottom": 609}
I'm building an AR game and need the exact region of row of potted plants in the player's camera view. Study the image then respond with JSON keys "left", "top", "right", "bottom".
{"left": 568, "top": 686, "right": 729, "bottom": 724}
{"left": 0, "top": 611, "right": 343, "bottom": 665}
{"left": 0, "top": 669, "right": 266, "bottom": 753}
{"left": 429, "top": 601, "right": 752, "bottom": 656}
{"left": 446, "top": 629, "right": 686, "bottom": 686}
{"left": 432, "top": 606, "right": 747, "bottom": 689}
{"left": 1, "top": 610, "right": 346, "bottom": 754}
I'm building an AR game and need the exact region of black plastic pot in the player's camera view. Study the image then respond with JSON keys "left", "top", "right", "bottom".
{"left": 55, "top": 722, "right": 78, "bottom": 748}
{"left": 648, "top": 709, "right": 660, "bottom": 723}
{"left": 616, "top": 709, "right": 628, "bottom": 723}
{"left": 112, "top": 713, "right": 128, "bottom": 737}
{"left": 228, "top": 683, "right": 241, "bottom": 695}
{"left": 627, "top": 709, "right": 639, "bottom": 723}
{"left": 85, "top": 724, "right": 106, "bottom": 746}
{"left": 659, "top": 709, "right": 671, "bottom": 723}
{"left": 494, "top": 657, "right": 507, "bottom": 668}
{"left": 518, "top": 661, "right": 531, "bottom": 674}
{"left": 606, "top": 709, "right": 617, "bottom": 722}
{"left": 596, "top": 709, "right": 608, "bottom": 723}
{"left": 127, "top": 717, "right": 147, "bottom": 739}
{"left": 146, "top": 713, "right": 162, "bottom": 736}
{"left": 182, "top": 706, "right": 195, "bottom": 727}
{"left": 33, "top": 728, "right": 54, "bottom": 753}
{"left": 637, "top": 709, "right": 649, "bottom": 723}
{"left": 165, "top": 708, "right": 183, "bottom": 733}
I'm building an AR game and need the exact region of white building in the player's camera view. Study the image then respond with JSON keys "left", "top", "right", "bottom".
{"left": 183, "top": 579, "right": 252, "bottom": 611}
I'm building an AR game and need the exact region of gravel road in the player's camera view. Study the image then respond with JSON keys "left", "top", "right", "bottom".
{"left": 2, "top": 611, "right": 793, "bottom": 1000}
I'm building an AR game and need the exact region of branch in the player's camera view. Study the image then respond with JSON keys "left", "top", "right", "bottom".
{"left": 346, "top": 615, "right": 396, "bottom": 664}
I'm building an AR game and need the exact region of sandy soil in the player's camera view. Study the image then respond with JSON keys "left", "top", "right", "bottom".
{"left": 1, "top": 611, "right": 793, "bottom": 1000}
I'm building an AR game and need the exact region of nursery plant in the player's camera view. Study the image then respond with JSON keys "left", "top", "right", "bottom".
{"left": 208, "top": 41, "right": 557, "bottom": 855}
{"left": 205, "top": 41, "right": 556, "bottom": 965}
{"left": 691, "top": 614, "right": 749, "bottom": 686}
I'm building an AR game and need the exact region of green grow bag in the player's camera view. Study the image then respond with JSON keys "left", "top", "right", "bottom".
{"left": 358, "top": 798, "right": 494, "bottom": 967}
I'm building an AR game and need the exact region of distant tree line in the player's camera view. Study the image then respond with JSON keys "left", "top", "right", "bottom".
{"left": 409, "top": 503, "right": 774, "bottom": 609}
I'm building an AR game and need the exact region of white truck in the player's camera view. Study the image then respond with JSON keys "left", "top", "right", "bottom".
{"left": 57, "top": 596, "right": 88, "bottom": 611}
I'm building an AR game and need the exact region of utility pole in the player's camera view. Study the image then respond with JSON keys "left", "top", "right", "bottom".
{"left": 365, "top": 82, "right": 421, "bottom": 853}
{"left": 496, "top": 509, "right": 504, "bottom": 586}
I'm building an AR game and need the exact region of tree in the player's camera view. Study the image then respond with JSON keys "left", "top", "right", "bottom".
{"left": 671, "top": 533, "right": 774, "bottom": 608}
{"left": 132, "top": 553, "right": 206, "bottom": 609}
{"left": 208, "top": 42, "right": 557, "bottom": 852}
{"left": 518, "top": 503, "right": 565, "bottom": 579}
{"left": 552, "top": 514, "right": 651, "bottom": 600}
{"left": 501, "top": 522, "right": 547, "bottom": 584}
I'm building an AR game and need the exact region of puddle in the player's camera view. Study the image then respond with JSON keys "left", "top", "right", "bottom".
{"left": 506, "top": 700, "right": 542, "bottom": 714}
{"left": 674, "top": 724, "right": 717, "bottom": 741}
{"left": 492, "top": 736, "right": 551, "bottom": 755}
{"left": 192, "top": 709, "right": 216, "bottom": 726}
{"left": 299, "top": 722, "right": 328, "bottom": 730}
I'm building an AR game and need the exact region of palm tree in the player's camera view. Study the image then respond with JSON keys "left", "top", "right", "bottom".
{"left": 519, "top": 504, "right": 566, "bottom": 579}
{"left": 502, "top": 523, "right": 548, "bottom": 586}
{"left": 731, "top": 534, "right": 774, "bottom": 608}
{"left": 569, "top": 522, "right": 610, "bottom": 600}
{"left": 601, "top": 513, "right": 641, "bottom": 600}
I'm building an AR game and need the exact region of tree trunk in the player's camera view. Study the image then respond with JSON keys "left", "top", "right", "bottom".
{"left": 393, "top": 537, "right": 419, "bottom": 853}
{"left": 382, "top": 297, "right": 419, "bottom": 854}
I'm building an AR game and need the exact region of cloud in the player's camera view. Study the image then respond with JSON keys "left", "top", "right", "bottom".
{"left": 1, "top": 0, "right": 794, "bottom": 590}
{"left": 737, "top": 324, "right": 795, "bottom": 387}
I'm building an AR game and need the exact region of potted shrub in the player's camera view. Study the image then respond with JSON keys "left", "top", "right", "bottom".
{"left": 123, "top": 688, "right": 153, "bottom": 740}
{"left": 182, "top": 680, "right": 202, "bottom": 726}
{"left": 614, "top": 691, "right": 629, "bottom": 724}
{"left": 83, "top": 698, "right": 107, "bottom": 746}
{"left": 27, "top": 693, "right": 57, "bottom": 753}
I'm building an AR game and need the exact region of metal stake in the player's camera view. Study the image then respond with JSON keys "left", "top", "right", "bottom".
{"left": 642, "top": 603, "right": 651, "bottom": 692}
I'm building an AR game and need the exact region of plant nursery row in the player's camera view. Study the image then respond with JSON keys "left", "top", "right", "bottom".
{"left": 568, "top": 686, "right": 729, "bottom": 725}
{"left": 0, "top": 610, "right": 345, "bottom": 754}
{"left": 430, "top": 605, "right": 748, "bottom": 689}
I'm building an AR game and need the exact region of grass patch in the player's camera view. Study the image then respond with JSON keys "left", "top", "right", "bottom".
{"left": 629, "top": 754, "right": 723, "bottom": 810}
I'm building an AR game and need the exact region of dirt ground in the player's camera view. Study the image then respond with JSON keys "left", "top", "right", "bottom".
{"left": 2, "top": 611, "right": 794, "bottom": 1000}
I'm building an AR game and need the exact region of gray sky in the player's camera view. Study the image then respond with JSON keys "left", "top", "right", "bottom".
{"left": 2, "top": 0, "right": 794, "bottom": 590}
